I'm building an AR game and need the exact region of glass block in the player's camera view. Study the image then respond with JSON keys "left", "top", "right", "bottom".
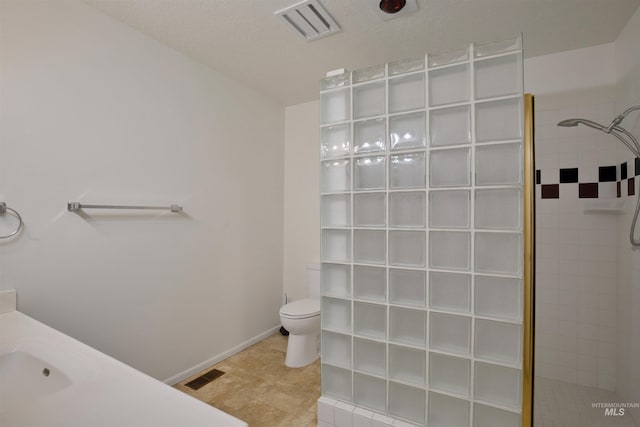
{"left": 354, "top": 118, "right": 385, "bottom": 153}
{"left": 475, "top": 276, "right": 522, "bottom": 321}
{"left": 322, "top": 297, "right": 351, "bottom": 333}
{"left": 474, "top": 403, "right": 521, "bottom": 427}
{"left": 429, "top": 352, "right": 470, "bottom": 396}
{"left": 389, "top": 230, "right": 426, "bottom": 267}
{"left": 354, "top": 156, "right": 385, "bottom": 190}
{"left": 429, "top": 271, "right": 471, "bottom": 313}
{"left": 389, "top": 56, "right": 425, "bottom": 76}
{"left": 354, "top": 81, "right": 385, "bottom": 119}
{"left": 321, "top": 159, "right": 351, "bottom": 193}
{"left": 321, "top": 263, "right": 351, "bottom": 298}
{"left": 389, "top": 191, "right": 426, "bottom": 228}
{"left": 474, "top": 36, "right": 522, "bottom": 58}
{"left": 320, "top": 88, "right": 350, "bottom": 125}
{"left": 429, "top": 231, "right": 470, "bottom": 271}
{"left": 321, "top": 194, "right": 350, "bottom": 227}
{"left": 353, "top": 337, "right": 386, "bottom": 376}
{"left": 321, "top": 124, "right": 350, "bottom": 158}
{"left": 389, "top": 73, "right": 425, "bottom": 113}
{"left": 390, "top": 307, "right": 426, "bottom": 347}
{"left": 428, "top": 190, "right": 470, "bottom": 228}
{"left": 321, "top": 331, "right": 351, "bottom": 368}
{"left": 475, "top": 319, "right": 522, "bottom": 365}
{"left": 475, "top": 53, "right": 522, "bottom": 100}
{"left": 389, "top": 269, "right": 426, "bottom": 307}
{"left": 354, "top": 302, "right": 386, "bottom": 340}
{"left": 389, "top": 112, "right": 426, "bottom": 151}
{"left": 354, "top": 230, "right": 386, "bottom": 265}
{"left": 353, "top": 265, "right": 386, "bottom": 302}
{"left": 429, "top": 148, "right": 470, "bottom": 188}
{"left": 474, "top": 361, "right": 522, "bottom": 410}
{"left": 475, "top": 143, "right": 521, "bottom": 186}
{"left": 429, "top": 312, "right": 471, "bottom": 356}
{"left": 475, "top": 188, "right": 522, "bottom": 230}
{"left": 354, "top": 193, "right": 386, "bottom": 227}
{"left": 352, "top": 64, "right": 386, "bottom": 83}
{"left": 322, "top": 364, "right": 352, "bottom": 401}
{"left": 389, "top": 344, "right": 426, "bottom": 386}
{"left": 428, "top": 47, "right": 469, "bottom": 68}
{"left": 389, "top": 382, "right": 426, "bottom": 425}
{"left": 429, "top": 64, "right": 469, "bottom": 106}
{"left": 428, "top": 392, "right": 470, "bottom": 427}
{"left": 390, "top": 152, "right": 426, "bottom": 189}
{"left": 321, "top": 229, "right": 351, "bottom": 262}
{"left": 321, "top": 71, "right": 350, "bottom": 90}
{"left": 476, "top": 98, "right": 523, "bottom": 142}
{"left": 475, "top": 232, "right": 522, "bottom": 275}
{"left": 430, "top": 105, "right": 471, "bottom": 147}
{"left": 354, "top": 373, "right": 386, "bottom": 412}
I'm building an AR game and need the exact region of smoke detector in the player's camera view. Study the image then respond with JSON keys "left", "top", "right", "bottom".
{"left": 275, "top": 0, "right": 341, "bottom": 42}
{"left": 377, "top": 0, "right": 418, "bottom": 21}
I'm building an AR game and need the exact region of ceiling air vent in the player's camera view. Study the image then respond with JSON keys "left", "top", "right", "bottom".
{"left": 275, "top": 0, "right": 341, "bottom": 42}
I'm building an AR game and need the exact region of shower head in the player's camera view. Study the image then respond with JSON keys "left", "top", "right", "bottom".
{"left": 557, "top": 105, "right": 640, "bottom": 247}
{"left": 557, "top": 118, "right": 608, "bottom": 132}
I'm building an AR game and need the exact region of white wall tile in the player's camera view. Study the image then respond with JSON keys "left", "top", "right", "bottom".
{"left": 334, "top": 402, "right": 355, "bottom": 427}
{"left": 578, "top": 324, "right": 598, "bottom": 340}
{"left": 536, "top": 361, "right": 558, "bottom": 379}
{"left": 318, "top": 397, "right": 337, "bottom": 423}
{"left": 353, "top": 407, "right": 374, "bottom": 427}
{"left": 577, "top": 370, "right": 598, "bottom": 387}
{"left": 598, "top": 341, "right": 616, "bottom": 360}
{"left": 558, "top": 351, "right": 577, "bottom": 367}
{"left": 392, "top": 420, "right": 417, "bottom": 427}
{"left": 599, "top": 357, "right": 616, "bottom": 376}
{"left": 559, "top": 320, "right": 578, "bottom": 337}
{"left": 372, "top": 413, "right": 396, "bottom": 427}
{"left": 557, "top": 367, "right": 578, "bottom": 383}
{"left": 598, "top": 373, "right": 616, "bottom": 391}
{"left": 578, "top": 338, "right": 598, "bottom": 356}
{"left": 578, "top": 354, "right": 598, "bottom": 372}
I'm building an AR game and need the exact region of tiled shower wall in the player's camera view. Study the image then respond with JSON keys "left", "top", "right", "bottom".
{"left": 534, "top": 101, "right": 621, "bottom": 391}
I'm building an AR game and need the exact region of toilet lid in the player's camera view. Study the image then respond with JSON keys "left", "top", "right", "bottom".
{"left": 280, "top": 299, "right": 320, "bottom": 319}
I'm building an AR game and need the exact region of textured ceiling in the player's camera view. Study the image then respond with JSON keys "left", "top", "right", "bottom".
{"left": 85, "top": 0, "right": 640, "bottom": 106}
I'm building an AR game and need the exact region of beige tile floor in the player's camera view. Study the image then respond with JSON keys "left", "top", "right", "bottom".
{"left": 174, "top": 333, "right": 320, "bottom": 427}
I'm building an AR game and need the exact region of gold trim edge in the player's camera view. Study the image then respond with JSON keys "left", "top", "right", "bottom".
{"left": 522, "top": 93, "right": 535, "bottom": 427}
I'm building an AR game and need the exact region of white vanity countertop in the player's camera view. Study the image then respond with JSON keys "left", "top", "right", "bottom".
{"left": 0, "top": 309, "right": 248, "bottom": 427}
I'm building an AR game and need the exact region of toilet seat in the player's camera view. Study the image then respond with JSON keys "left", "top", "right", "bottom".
{"left": 279, "top": 298, "right": 320, "bottom": 319}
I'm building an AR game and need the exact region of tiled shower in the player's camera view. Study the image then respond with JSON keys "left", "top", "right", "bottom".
{"left": 318, "top": 37, "right": 528, "bottom": 426}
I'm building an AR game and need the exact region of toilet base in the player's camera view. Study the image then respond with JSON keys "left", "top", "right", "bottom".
{"left": 284, "top": 332, "right": 319, "bottom": 368}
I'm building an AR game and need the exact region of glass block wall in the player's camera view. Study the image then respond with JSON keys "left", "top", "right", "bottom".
{"left": 319, "top": 36, "right": 526, "bottom": 427}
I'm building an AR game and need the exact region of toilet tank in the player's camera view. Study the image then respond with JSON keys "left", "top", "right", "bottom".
{"left": 306, "top": 263, "right": 321, "bottom": 300}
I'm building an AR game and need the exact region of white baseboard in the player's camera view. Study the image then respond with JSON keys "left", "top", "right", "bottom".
{"left": 163, "top": 325, "right": 282, "bottom": 385}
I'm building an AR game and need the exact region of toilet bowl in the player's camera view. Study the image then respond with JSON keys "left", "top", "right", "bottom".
{"left": 279, "top": 263, "right": 321, "bottom": 368}
{"left": 279, "top": 298, "right": 320, "bottom": 368}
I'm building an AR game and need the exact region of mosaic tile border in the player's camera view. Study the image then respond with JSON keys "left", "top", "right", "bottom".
{"left": 536, "top": 159, "right": 640, "bottom": 199}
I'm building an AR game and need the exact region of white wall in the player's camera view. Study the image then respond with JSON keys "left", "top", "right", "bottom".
{"left": 614, "top": 6, "right": 640, "bottom": 423}
{"left": 0, "top": 0, "right": 284, "bottom": 381}
{"left": 283, "top": 101, "right": 320, "bottom": 301}
{"left": 524, "top": 43, "right": 617, "bottom": 96}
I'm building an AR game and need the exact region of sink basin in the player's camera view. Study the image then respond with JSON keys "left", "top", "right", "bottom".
{"left": 0, "top": 350, "right": 72, "bottom": 412}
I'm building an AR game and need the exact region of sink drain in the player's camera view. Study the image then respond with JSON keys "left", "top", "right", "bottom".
{"left": 42, "top": 368, "right": 50, "bottom": 377}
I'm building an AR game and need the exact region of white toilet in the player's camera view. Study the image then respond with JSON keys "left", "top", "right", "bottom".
{"left": 279, "top": 264, "right": 321, "bottom": 368}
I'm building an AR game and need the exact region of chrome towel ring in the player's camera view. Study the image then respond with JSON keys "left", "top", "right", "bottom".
{"left": 0, "top": 202, "right": 23, "bottom": 239}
